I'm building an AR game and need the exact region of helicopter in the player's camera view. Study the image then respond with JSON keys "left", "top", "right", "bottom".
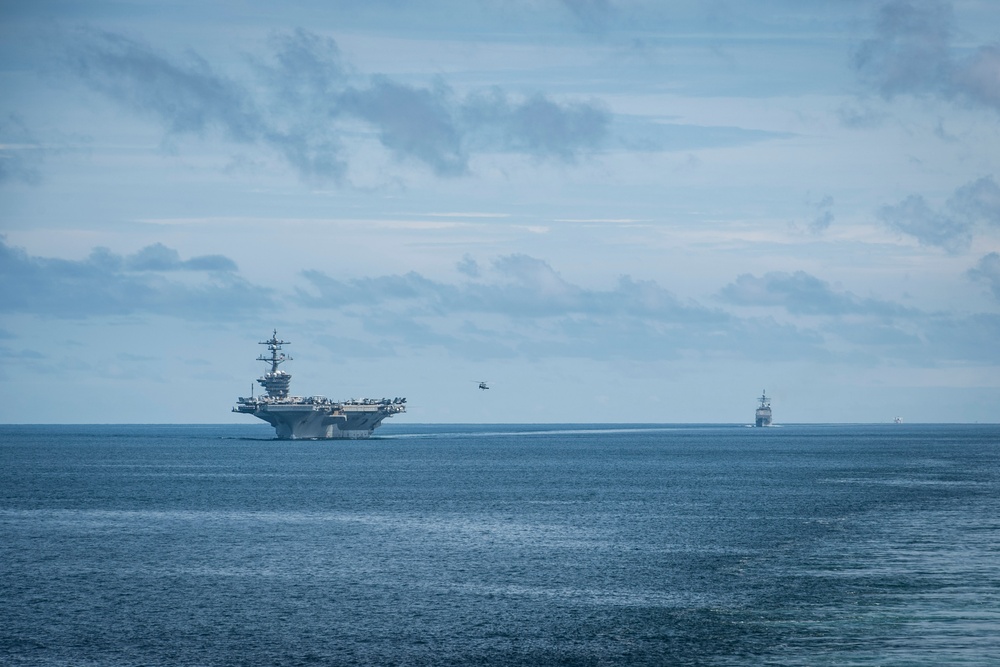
{"left": 477, "top": 381, "right": 490, "bottom": 390}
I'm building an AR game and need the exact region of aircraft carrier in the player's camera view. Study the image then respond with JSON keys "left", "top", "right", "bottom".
{"left": 755, "top": 390, "right": 772, "bottom": 427}
{"left": 233, "top": 331, "right": 405, "bottom": 439}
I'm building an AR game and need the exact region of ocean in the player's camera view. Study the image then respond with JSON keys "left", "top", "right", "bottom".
{"left": 1, "top": 423, "right": 998, "bottom": 666}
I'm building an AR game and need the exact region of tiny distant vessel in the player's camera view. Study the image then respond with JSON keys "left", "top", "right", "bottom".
{"left": 755, "top": 390, "right": 772, "bottom": 427}
{"left": 233, "top": 331, "right": 405, "bottom": 439}
{"left": 894, "top": 416, "right": 902, "bottom": 424}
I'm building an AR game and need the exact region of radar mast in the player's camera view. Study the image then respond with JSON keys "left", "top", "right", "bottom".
{"left": 258, "top": 330, "right": 291, "bottom": 372}
{"left": 758, "top": 390, "right": 770, "bottom": 409}
{"left": 256, "top": 330, "right": 292, "bottom": 398}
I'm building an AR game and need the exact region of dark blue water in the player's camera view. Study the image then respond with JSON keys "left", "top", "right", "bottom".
{"left": 2, "top": 423, "right": 998, "bottom": 666}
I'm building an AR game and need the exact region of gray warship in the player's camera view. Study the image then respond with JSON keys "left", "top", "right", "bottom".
{"left": 755, "top": 390, "right": 772, "bottom": 427}
{"left": 233, "top": 331, "right": 405, "bottom": 439}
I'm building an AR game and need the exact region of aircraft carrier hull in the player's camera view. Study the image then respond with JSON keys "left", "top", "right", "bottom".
{"left": 236, "top": 400, "right": 404, "bottom": 439}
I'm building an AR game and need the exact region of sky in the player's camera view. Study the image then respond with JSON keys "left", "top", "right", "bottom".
{"left": 1, "top": 0, "right": 999, "bottom": 424}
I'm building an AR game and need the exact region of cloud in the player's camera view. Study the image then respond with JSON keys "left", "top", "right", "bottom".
{"left": 294, "top": 256, "right": 1000, "bottom": 366}
{"left": 953, "top": 43, "right": 1000, "bottom": 110}
{"left": 716, "top": 269, "right": 1000, "bottom": 365}
{"left": 612, "top": 114, "right": 792, "bottom": 152}
{"left": 923, "top": 312, "right": 1000, "bottom": 364}
{"left": 717, "top": 270, "right": 912, "bottom": 317}
{"left": 298, "top": 253, "right": 724, "bottom": 323}
{"left": 64, "top": 28, "right": 611, "bottom": 181}
{"left": 341, "top": 77, "right": 468, "bottom": 175}
{"left": 854, "top": 0, "right": 1000, "bottom": 113}
{"left": 948, "top": 176, "right": 1000, "bottom": 226}
{"left": 67, "top": 29, "right": 262, "bottom": 141}
{"left": 56, "top": 26, "right": 807, "bottom": 183}
{"left": 297, "top": 269, "right": 451, "bottom": 309}
{"left": 560, "top": 0, "right": 613, "bottom": 32}
{"left": 294, "top": 254, "right": 833, "bottom": 362}
{"left": 9, "top": 238, "right": 994, "bottom": 367}
{"left": 968, "top": 252, "right": 1000, "bottom": 301}
{"left": 877, "top": 194, "right": 972, "bottom": 252}
{"left": 456, "top": 255, "right": 480, "bottom": 278}
{"left": 0, "top": 238, "right": 268, "bottom": 319}
{"left": 810, "top": 195, "right": 835, "bottom": 233}
{"left": 836, "top": 103, "right": 890, "bottom": 129}
{"left": 877, "top": 175, "right": 1000, "bottom": 252}
{"left": 258, "top": 28, "right": 352, "bottom": 108}
{"left": 65, "top": 28, "right": 349, "bottom": 181}
{"left": 854, "top": 0, "right": 952, "bottom": 97}
{"left": 462, "top": 89, "right": 609, "bottom": 161}
{"left": 124, "top": 243, "right": 238, "bottom": 272}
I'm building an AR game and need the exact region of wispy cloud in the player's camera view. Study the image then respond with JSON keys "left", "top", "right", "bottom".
{"left": 64, "top": 28, "right": 612, "bottom": 181}
{"left": 56, "top": 25, "right": 800, "bottom": 185}
{"left": 68, "top": 29, "right": 262, "bottom": 140}
{"left": 66, "top": 28, "right": 348, "bottom": 181}
{"left": 612, "top": 115, "right": 792, "bottom": 152}
{"left": 854, "top": 0, "right": 1000, "bottom": 113}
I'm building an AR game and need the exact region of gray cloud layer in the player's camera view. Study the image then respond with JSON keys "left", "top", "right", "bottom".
{"left": 0, "top": 239, "right": 266, "bottom": 319}
{"left": 296, "top": 254, "right": 820, "bottom": 362}
{"left": 64, "top": 28, "right": 611, "bottom": 180}
{"left": 855, "top": 0, "right": 1000, "bottom": 113}
{"left": 298, "top": 253, "right": 724, "bottom": 321}
{"left": 717, "top": 269, "right": 1000, "bottom": 364}
{"left": 294, "top": 254, "right": 1000, "bottom": 365}
{"left": 6, "top": 239, "right": 996, "bottom": 365}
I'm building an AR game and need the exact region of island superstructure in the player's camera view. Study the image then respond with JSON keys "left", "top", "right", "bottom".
{"left": 233, "top": 331, "right": 405, "bottom": 439}
{"left": 755, "top": 390, "right": 772, "bottom": 427}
